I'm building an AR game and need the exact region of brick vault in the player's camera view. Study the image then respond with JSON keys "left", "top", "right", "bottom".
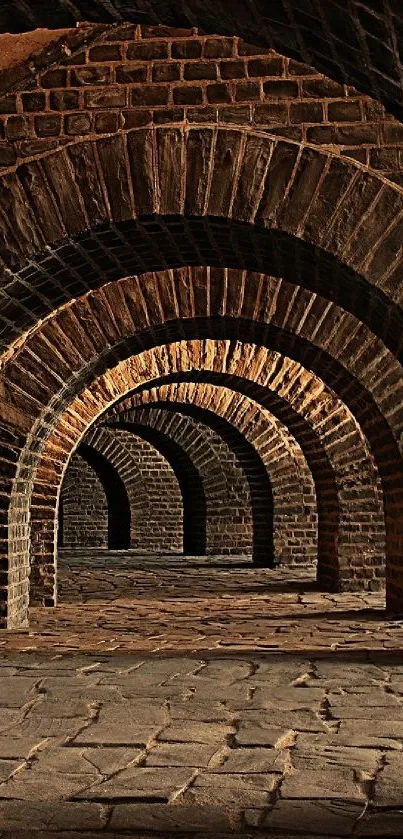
{"left": 0, "top": 6, "right": 403, "bottom": 837}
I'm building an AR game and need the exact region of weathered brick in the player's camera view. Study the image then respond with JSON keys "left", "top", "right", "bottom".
{"left": 263, "top": 79, "right": 299, "bottom": 99}
{"left": 328, "top": 100, "right": 362, "bottom": 121}
{"left": 173, "top": 86, "right": 203, "bottom": 105}
{"left": 85, "top": 87, "right": 127, "bottom": 108}
{"left": 204, "top": 38, "right": 234, "bottom": 58}
{"left": 65, "top": 113, "right": 92, "bottom": 135}
{"left": 116, "top": 65, "right": 148, "bottom": 84}
{"left": 127, "top": 42, "right": 168, "bottom": 61}
{"left": 235, "top": 81, "right": 261, "bottom": 101}
{"left": 207, "top": 84, "right": 231, "bottom": 104}
{"left": 50, "top": 90, "right": 80, "bottom": 110}
{"left": 21, "top": 92, "right": 46, "bottom": 112}
{"left": 34, "top": 114, "right": 62, "bottom": 137}
{"left": 172, "top": 40, "right": 202, "bottom": 59}
{"left": 71, "top": 66, "right": 112, "bottom": 86}
{"left": 89, "top": 44, "right": 122, "bottom": 62}
{"left": 152, "top": 63, "right": 180, "bottom": 83}
{"left": 290, "top": 102, "right": 324, "bottom": 123}
{"left": 248, "top": 57, "right": 284, "bottom": 77}
{"left": 184, "top": 62, "right": 217, "bottom": 81}
{"left": 40, "top": 68, "right": 68, "bottom": 88}
{"left": 5, "top": 116, "right": 29, "bottom": 141}
{"left": 132, "top": 86, "right": 169, "bottom": 107}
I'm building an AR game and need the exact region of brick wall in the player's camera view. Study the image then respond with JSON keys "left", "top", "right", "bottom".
{"left": 60, "top": 452, "right": 108, "bottom": 548}
{"left": 1, "top": 25, "right": 403, "bottom": 182}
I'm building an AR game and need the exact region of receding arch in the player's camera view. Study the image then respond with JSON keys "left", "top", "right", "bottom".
{"left": 114, "top": 423, "right": 207, "bottom": 556}
{"left": 75, "top": 442, "right": 131, "bottom": 550}
{"left": 105, "top": 399, "right": 275, "bottom": 566}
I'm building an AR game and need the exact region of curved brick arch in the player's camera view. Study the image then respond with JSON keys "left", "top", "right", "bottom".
{"left": 103, "top": 367, "right": 384, "bottom": 590}
{"left": 16, "top": 323, "right": 388, "bottom": 612}
{"left": 2, "top": 27, "right": 403, "bottom": 188}
{"left": 1, "top": 282, "right": 400, "bottom": 624}
{"left": 1, "top": 4, "right": 403, "bottom": 124}
{"left": 2, "top": 270, "right": 403, "bottom": 624}
{"left": 105, "top": 402, "right": 274, "bottom": 565}
{"left": 107, "top": 382, "right": 318, "bottom": 568}
{"left": 1, "top": 127, "right": 403, "bottom": 359}
{"left": 115, "top": 414, "right": 257, "bottom": 560}
{"left": 123, "top": 422, "right": 210, "bottom": 555}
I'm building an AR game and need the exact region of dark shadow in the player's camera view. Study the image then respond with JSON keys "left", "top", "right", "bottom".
{"left": 78, "top": 442, "right": 131, "bottom": 550}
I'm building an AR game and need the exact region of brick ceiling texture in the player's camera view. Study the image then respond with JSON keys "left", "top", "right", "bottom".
{"left": 0, "top": 0, "right": 402, "bottom": 119}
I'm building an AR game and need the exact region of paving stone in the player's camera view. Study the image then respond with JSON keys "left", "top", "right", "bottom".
{"left": 373, "top": 753, "right": 403, "bottom": 805}
{"left": 183, "top": 771, "right": 279, "bottom": 806}
{"left": 81, "top": 746, "right": 143, "bottom": 774}
{"left": 0, "top": 801, "right": 105, "bottom": 830}
{"left": 158, "top": 722, "right": 235, "bottom": 744}
{"left": 249, "top": 799, "right": 364, "bottom": 834}
{"left": 213, "top": 747, "right": 286, "bottom": 773}
{"left": 281, "top": 764, "right": 365, "bottom": 800}
{"left": 356, "top": 809, "right": 403, "bottom": 835}
{"left": 74, "top": 766, "right": 194, "bottom": 800}
{"left": 145, "top": 742, "right": 220, "bottom": 766}
{"left": 73, "top": 704, "right": 166, "bottom": 745}
{"left": 0, "top": 679, "right": 39, "bottom": 708}
{"left": 108, "top": 802, "right": 235, "bottom": 832}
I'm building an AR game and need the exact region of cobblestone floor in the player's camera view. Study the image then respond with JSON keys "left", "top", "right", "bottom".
{"left": 0, "top": 553, "right": 402, "bottom": 836}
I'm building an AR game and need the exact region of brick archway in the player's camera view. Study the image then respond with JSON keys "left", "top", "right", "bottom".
{"left": 107, "top": 402, "right": 274, "bottom": 566}
{"left": 3, "top": 302, "right": 402, "bottom": 625}
{"left": 1, "top": 127, "right": 403, "bottom": 359}
{"left": 105, "top": 384, "right": 318, "bottom": 570}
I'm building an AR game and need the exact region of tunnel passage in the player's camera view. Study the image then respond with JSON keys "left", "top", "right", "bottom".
{"left": 105, "top": 402, "right": 274, "bottom": 566}
{"left": 70, "top": 442, "right": 131, "bottom": 550}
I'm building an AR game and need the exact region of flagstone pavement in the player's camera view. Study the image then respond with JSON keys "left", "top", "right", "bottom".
{"left": 0, "top": 553, "right": 402, "bottom": 837}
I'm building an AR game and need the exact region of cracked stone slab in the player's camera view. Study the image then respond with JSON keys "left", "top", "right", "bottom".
{"left": 73, "top": 765, "right": 194, "bottom": 800}
{"left": 72, "top": 704, "right": 166, "bottom": 745}
{"left": 108, "top": 802, "right": 236, "bottom": 832}
{"left": 247, "top": 799, "right": 364, "bottom": 834}
{"left": 182, "top": 771, "right": 279, "bottom": 807}
{"left": 211, "top": 747, "right": 286, "bottom": 773}
{"left": 372, "top": 753, "right": 403, "bottom": 806}
{"left": 145, "top": 742, "right": 221, "bottom": 767}
{"left": 356, "top": 809, "right": 403, "bottom": 835}
{"left": 157, "top": 722, "right": 235, "bottom": 744}
{"left": 0, "top": 801, "right": 106, "bottom": 830}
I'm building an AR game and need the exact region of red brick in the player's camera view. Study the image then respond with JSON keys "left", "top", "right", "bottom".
{"left": 131, "top": 86, "right": 169, "bottom": 107}
{"left": 65, "top": 113, "right": 91, "bottom": 135}
{"left": 85, "top": 87, "right": 127, "bottom": 108}
{"left": 40, "top": 68, "right": 68, "bottom": 88}
{"left": 21, "top": 92, "right": 47, "bottom": 112}
{"left": 328, "top": 100, "right": 363, "bottom": 121}
{"left": 89, "top": 45, "right": 122, "bottom": 62}
{"left": 235, "top": 81, "right": 261, "bottom": 102}
{"left": 207, "top": 84, "right": 232, "bottom": 104}
{"left": 5, "top": 116, "right": 29, "bottom": 141}
{"left": 290, "top": 102, "right": 324, "bottom": 123}
{"left": 127, "top": 42, "right": 168, "bottom": 60}
{"left": 71, "top": 66, "right": 112, "bottom": 86}
{"left": 152, "top": 62, "right": 180, "bottom": 83}
{"left": 263, "top": 79, "right": 299, "bottom": 98}
{"left": 116, "top": 65, "right": 148, "bottom": 84}
{"left": 248, "top": 57, "right": 284, "bottom": 77}
{"left": 184, "top": 61, "right": 218, "bottom": 81}
{"left": 50, "top": 90, "right": 79, "bottom": 111}
{"left": 220, "top": 60, "right": 246, "bottom": 79}
{"left": 34, "top": 114, "right": 62, "bottom": 137}
{"left": 203, "top": 38, "right": 234, "bottom": 58}
{"left": 173, "top": 86, "right": 203, "bottom": 105}
{"left": 172, "top": 40, "right": 202, "bottom": 59}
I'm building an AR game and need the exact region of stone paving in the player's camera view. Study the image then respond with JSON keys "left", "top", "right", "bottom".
{"left": 0, "top": 553, "right": 403, "bottom": 836}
